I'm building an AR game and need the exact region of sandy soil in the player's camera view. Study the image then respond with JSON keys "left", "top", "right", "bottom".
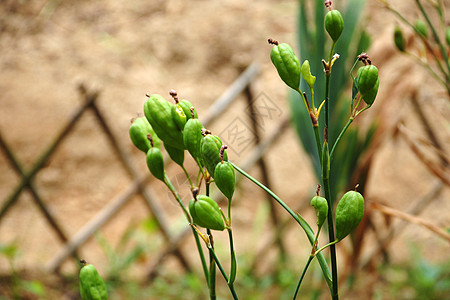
{"left": 0, "top": 0, "right": 448, "bottom": 297}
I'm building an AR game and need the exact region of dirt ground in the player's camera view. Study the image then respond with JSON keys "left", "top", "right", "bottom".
{"left": 0, "top": 0, "right": 449, "bottom": 298}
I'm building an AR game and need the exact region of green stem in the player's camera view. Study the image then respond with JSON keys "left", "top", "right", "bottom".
{"left": 324, "top": 38, "right": 339, "bottom": 300}
{"left": 230, "top": 162, "right": 333, "bottom": 290}
{"left": 330, "top": 117, "right": 354, "bottom": 161}
{"left": 313, "top": 126, "right": 323, "bottom": 161}
{"left": 228, "top": 228, "right": 237, "bottom": 284}
{"left": 227, "top": 197, "right": 237, "bottom": 284}
{"left": 192, "top": 227, "right": 210, "bottom": 287}
{"left": 205, "top": 182, "right": 216, "bottom": 300}
{"left": 314, "top": 240, "right": 339, "bottom": 256}
{"left": 208, "top": 246, "right": 240, "bottom": 300}
{"left": 322, "top": 175, "right": 338, "bottom": 300}
{"left": 181, "top": 165, "right": 194, "bottom": 188}
{"left": 415, "top": 0, "right": 450, "bottom": 76}
{"left": 382, "top": 0, "right": 448, "bottom": 81}
{"left": 164, "top": 174, "right": 209, "bottom": 289}
{"left": 208, "top": 229, "right": 216, "bottom": 300}
{"left": 164, "top": 174, "right": 190, "bottom": 222}
{"left": 292, "top": 255, "right": 314, "bottom": 300}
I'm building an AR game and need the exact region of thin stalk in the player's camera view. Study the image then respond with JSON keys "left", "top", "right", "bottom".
{"left": 322, "top": 177, "right": 338, "bottom": 300}
{"left": 208, "top": 246, "right": 240, "bottom": 300}
{"left": 164, "top": 174, "right": 209, "bottom": 289}
{"left": 324, "top": 40, "right": 339, "bottom": 300}
{"left": 208, "top": 228, "right": 216, "bottom": 300}
{"left": 314, "top": 240, "right": 339, "bottom": 256}
{"left": 415, "top": 0, "right": 450, "bottom": 76}
{"left": 231, "top": 162, "right": 333, "bottom": 290}
{"left": 330, "top": 117, "right": 354, "bottom": 160}
{"left": 292, "top": 256, "right": 314, "bottom": 300}
{"left": 380, "top": 0, "right": 448, "bottom": 80}
{"left": 313, "top": 126, "right": 323, "bottom": 161}
{"left": 164, "top": 174, "right": 190, "bottom": 221}
{"left": 181, "top": 165, "right": 194, "bottom": 188}
{"left": 192, "top": 227, "right": 210, "bottom": 287}
{"left": 227, "top": 198, "right": 237, "bottom": 284}
{"left": 228, "top": 228, "right": 237, "bottom": 284}
{"left": 206, "top": 182, "right": 216, "bottom": 300}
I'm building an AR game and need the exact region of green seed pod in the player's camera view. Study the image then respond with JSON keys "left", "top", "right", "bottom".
{"left": 356, "top": 65, "right": 379, "bottom": 105}
{"left": 394, "top": 26, "right": 406, "bottom": 52}
{"left": 79, "top": 261, "right": 108, "bottom": 300}
{"left": 129, "top": 117, "right": 161, "bottom": 153}
{"left": 325, "top": 10, "right": 344, "bottom": 42}
{"left": 171, "top": 103, "right": 187, "bottom": 130}
{"left": 201, "top": 133, "right": 228, "bottom": 178}
{"left": 301, "top": 60, "right": 316, "bottom": 89}
{"left": 146, "top": 147, "right": 165, "bottom": 182}
{"left": 144, "top": 94, "right": 185, "bottom": 150}
{"left": 414, "top": 19, "right": 428, "bottom": 38}
{"left": 360, "top": 77, "right": 379, "bottom": 105}
{"left": 356, "top": 65, "right": 378, "bottom": 92}
{"left": 189, "top": 195, "right": 225, "bottom": 231}
{"left": 269, "top": 40, "right": 301, "bottom": 90}
{"left": 164, "top": 142, "right": 185, "bottom": 167}
{"left": 310, "top": 196, "right": 328, "bottom": 229}
{"left": 446, "top": 27, "right": 450, "bottom": 46}
{"left": 335, "top": 190, "right": 365, "bottom": 241}
{"left": 178, "top": 100, "right": 198, "bottom": 121}
{"left": 183, "top": 116, "right": 204, "bottom": 160}
{"left": 214, "top": 161, "right": 235, "bottom": 200}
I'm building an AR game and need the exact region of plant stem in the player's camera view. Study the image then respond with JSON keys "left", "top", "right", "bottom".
{"left": 415, "top": 0, "right": 450, "bottom": 76}
{"left": 324, "top": 39, "right": 339, "bottom": 300}
{"left": 322, "top": 175, "right": 338, "bottom": 300}
{"left": 192, "top": 226, "right": 210, "bottom": 287}
{"left": 164, "top": 174, "right": 209, "bottom": 288}
{"left": 164, "top": 174, "right": 191, "bottom": 222}
{"left": 330, "top": 117, "right": 354, "bottom": 160}
{"left": 205, "top": 182, "right": 217, "bottom": 300}
{"left": 313, "top": 126, "right": 323, "bottom": 161}
{"left": 228, "top": 228, "right": 237, "bottom": 284}
{"left": 208, "top": 246, "right": 240, "bottom": 300}
{"left": 292, "top": 256, "right": 314, "bottom": 300}
{"left": 181, "top": 164, "right": 194, "bottom": 188}
{"left": 208, "top": 228, "right": 216, "bottom": 300}
{"left": 230, "top": 162, "right": 333, "bottom": 291}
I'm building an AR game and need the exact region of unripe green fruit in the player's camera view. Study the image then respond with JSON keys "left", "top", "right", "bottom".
{"left": 325, "top": 10, "right": 344, "bottom": 42}
{"left": 310, "top": 196, "right": 328, "bottom": 229}
{"left": 178, "top": 100, "right": 198, "bottom": 121}
{"left": 335, "top": 190, "right": 365, "bottom": 240}
{"left": 144, "top": 94, "right": 185, "bottom": 150}
{"left": 394, "top": 26, "right": 406, "bottom": 52}
{"left": 189, "top": 195, "right": 225, "bottom": 231}
{"left": 270, "top": 42, "right": 301, "bottom": 90}
{"left": 361, "top": 78, "right": 379, "bottom": 105}
{"left": 164, "top": 143, "right": 185, "bottom": 167}
{"left": 171, "top": 104, "right": 187, "bottom": 130}
{"left": 214, "top": 161, "right": 235, "bottom": 200}
{"left": 414, "top": 19, "right": 427, "bottom": 38}
{"left": 356, "top": 65, "right": 379, "bottom": 105}
{"left": 183, "top": 118, "right": 204, "bottom": 160}
{"left": 201, "top": 134, "right": 228, "bottom": 178}
{"left": 79, "top": 262, "right": 108, "bottom": 300}
{"left": 129, "top": 117, "right": 161, "bottom": 153}
{"left": 146, "top": 147, "right": 165, "bottom": 182}
{"left": 301, "top": 60, "right": 316, "bottom": 89}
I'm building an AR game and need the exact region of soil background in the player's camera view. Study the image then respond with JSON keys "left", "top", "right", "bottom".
{"left": 0, "top": 0, "right": 449, "bottom": 298}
